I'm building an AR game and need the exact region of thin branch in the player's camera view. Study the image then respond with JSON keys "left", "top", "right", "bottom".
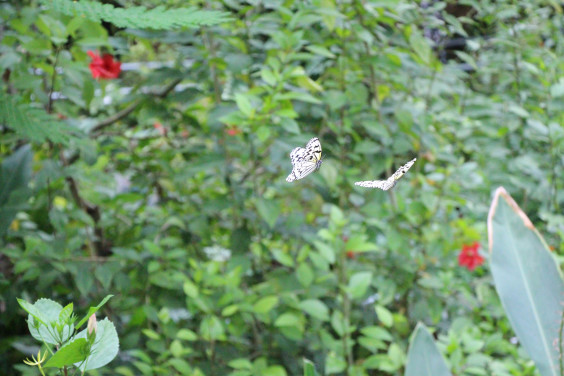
{"left": 91, "top": 78, "right": 182, "bottom": 134}
{"left": 47, "top": 48, "right": 61, "bottom": 114}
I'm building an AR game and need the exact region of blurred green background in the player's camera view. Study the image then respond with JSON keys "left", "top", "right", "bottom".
{"left": 1, "top": 0, "right": 563, "bottom": 375}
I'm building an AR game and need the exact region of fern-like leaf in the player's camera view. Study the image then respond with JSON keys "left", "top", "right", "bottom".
{"left": 0, "top": 93, "right": 80, "bottom": 145}
{"left": 41, "top": 0, "right": 231, "bottom": 30}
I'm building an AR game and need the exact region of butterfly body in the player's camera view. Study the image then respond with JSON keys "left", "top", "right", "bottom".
{"left": 286, "top": 137, "right": 323, "bottom": 182}
{"left": 355, "top": 158, "right": 416, "bottom": 190}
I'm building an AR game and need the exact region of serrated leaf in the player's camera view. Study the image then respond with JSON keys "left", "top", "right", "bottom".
{"left": 74, "top": 318, "right": 119, "bottom": 371}
{"left": 25, "top": 299, "right": 73, "bottom": 344}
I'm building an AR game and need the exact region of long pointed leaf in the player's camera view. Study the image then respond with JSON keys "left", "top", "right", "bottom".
{"left": 487, "top": 187, "right": 564, "bottom": 376}
{"left": 404, "top": 323, "right": 451, "bottom": 376}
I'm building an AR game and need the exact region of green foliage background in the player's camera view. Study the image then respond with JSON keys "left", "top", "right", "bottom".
{"left": 1, "top": 0, "right": 563, "bottom": 375}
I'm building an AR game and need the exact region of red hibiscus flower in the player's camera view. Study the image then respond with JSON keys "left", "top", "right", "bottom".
{"left": 87, "top": 51, "right": 121, "bottom": 79}
{"left": 458, "top": 242, "right": 484, "bottom": 271}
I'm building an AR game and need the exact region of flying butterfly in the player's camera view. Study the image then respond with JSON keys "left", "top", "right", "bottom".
{"left": 354, "top": 158, "right": 416, "bottom": 190}
{"left": 286, "top": 137, "right": 323, "bottom": 182}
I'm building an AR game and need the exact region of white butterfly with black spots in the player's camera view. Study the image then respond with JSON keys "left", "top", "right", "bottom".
{"left": 286, "top": 137, "right": 323, "bottom": 182}
{"left": 355, "top": 158, "right": 416, "bottom": 190}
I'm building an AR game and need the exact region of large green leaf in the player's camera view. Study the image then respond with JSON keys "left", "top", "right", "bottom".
{"left": 404, "top": 323, "right": 451, "bottom": 376}
{"left": 74, "top": 318, "right": 119, "bottom": 371}
{"left": 0, "top": 145, "right": 32, "bottom": 237}
{"left": 488, "top": 187, "right": 564, "bottom": 376}
{"left": 44, "top": 338, "right": 89, "bottom": 368}
{"left": 23, "top": 298, "right": 74, "bottom": 345}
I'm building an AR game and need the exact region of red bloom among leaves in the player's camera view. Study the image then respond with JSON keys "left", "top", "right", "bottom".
{"left": 458, "top": 242, "right": 484, "bottom": 271}
{"left": 87, "top": 51, "right": 121, "bottom": 79}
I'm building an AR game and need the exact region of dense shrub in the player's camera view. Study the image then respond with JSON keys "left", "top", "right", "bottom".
{"left": 1, "top": 0, "right": 562, "bottom": 375}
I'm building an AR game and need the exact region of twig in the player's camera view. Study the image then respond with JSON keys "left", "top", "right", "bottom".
{"left": 91, "top": 78, "right": 182, "bottom": 134}
{"left": 47, "top": 48, "right": 61, "bottom": 114}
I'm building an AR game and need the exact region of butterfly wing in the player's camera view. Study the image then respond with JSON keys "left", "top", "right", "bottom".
{"left": 286, "top": 137, "right": 323, "bottom": 182}
{"left": 354, "top": 158, "right": 416, "bottom": 190}
{"left": 354, "top": 179, "right": 395, "bottom": 190}
{"left": 389, "top": 158, "right": 416, "bottom": 182}
{"left": 305, "top": 137, "right": 322, "bottom": 164}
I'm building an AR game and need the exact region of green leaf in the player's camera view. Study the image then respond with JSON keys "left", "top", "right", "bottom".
{"left": 275, "top": 312, "right": 301, "bottom": 327}
{"left": 229, "top": 358, "right": 253, "bottom": 369}
{"left": 299, "top": 299, "right": 329, "bottom": 321}
{"left": 313, "top": 241, "right": 335, "bottom": 264}
{"left": 347, "top": 271, "right": 373, "bottom": 299}
{"left": 17, "top": 298, "right": 46, "bottom": 325}
{"left": 274, "top": 92, "right": 321, "bottom": 104}
{"left": 306, "top": 45, "right": 335, "bottom": 58}
{"left": 303, "top": 358, "right": 318, "bottom": 376}
{"left": 183, "top": 279, "right": 199, "bottom": 298}
{"left": 296, "top": 263, "right": 314, "bottom": 287}
{"left": 550, "top": 78, "right": 564, "bottom": 98}
{"left": 272, "top": 249, "right": 294, "bottom": 267}
{"left": 253, "top": 296, "right": 279, "bottom": 314}
{"left": 142, "top": 329, "right": 161, "bottom": 340}
{"left": 235, "top": 93, "right": 254, "bottom": 118}
{"left": 199, "top": 315, "right": 225, "bottom": 341}
{"left": 74, "top": 318, "right": 119, "bottom": 371}
{"left": 177, "top": 329, "right": 198, "bottom": 341}
{"left": 375, "top": 305, "right": 393, "bottom": 327}
{"left": 325, "top": 352, "right": 346, "bottom": 374}
{"left": 24, "top": 299, "right": 73, "bottom": 344}
{"left": 261, "top": 68, "right": 278, "bottom": 86}
{"left": 58, "top": 303, "right": 74, "bottom": 323}
{"left": 0, "top": 145, "right": 32, "bottom": 237}
{"left": 0, "top": 93, "right": 80, "bottom": 145}
{"left": 488, "top": 187, "right": 564, "bottom": 376}
{"left": 405, "top": 323, "right": 451, "bottom": 376}
{"left": 408, "top": 30, "right": 432, "bottom": 65}
{"left": 76, "top": 295, "right": 114, "bottom": 329}
{"left": 256, "top": 199, "right": 280, "bottom": 229}
{"left": 508, "top": 104, "right": 529, "bottom": 118}
{"left": 42, "top": 0, "right": 231, "bottom": 29}
{"left": 44, "top": 338, "right": 89, "bottom": 368}
{"left": 265, "top": 365, "right": 287, "bottom": 376}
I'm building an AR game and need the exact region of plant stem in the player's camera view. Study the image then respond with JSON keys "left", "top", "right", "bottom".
{"left": 47, "top": 47, "right": 61, "bottom": 114}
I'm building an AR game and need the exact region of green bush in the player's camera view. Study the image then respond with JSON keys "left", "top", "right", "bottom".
{"left": 1, "top": 0, "right": 563, "bottom": 375}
